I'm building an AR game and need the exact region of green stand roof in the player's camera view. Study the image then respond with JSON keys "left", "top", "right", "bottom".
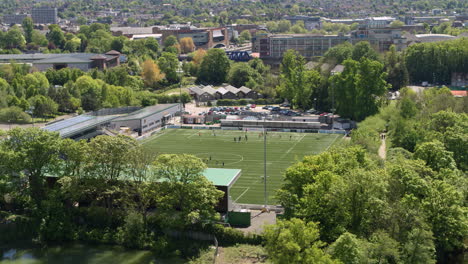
{"left": 203, "top": 168, "right": 241, "bottom": 187}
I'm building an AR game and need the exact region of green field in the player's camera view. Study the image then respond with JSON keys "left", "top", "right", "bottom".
{"left": 142, "top": 129, "right": 340, "bottom": 205}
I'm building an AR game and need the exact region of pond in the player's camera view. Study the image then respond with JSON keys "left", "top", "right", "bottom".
{"left": 0, "top": 244, "right": 186, "bottom": 264}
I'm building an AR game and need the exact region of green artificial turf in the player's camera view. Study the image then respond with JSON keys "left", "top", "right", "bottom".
{"left": 142, "top": 129, "right": 340, "bottom": 205}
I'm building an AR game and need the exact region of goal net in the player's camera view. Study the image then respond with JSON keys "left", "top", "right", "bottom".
{"left": 242, "top": 125, "right": 265, "bottom": 132}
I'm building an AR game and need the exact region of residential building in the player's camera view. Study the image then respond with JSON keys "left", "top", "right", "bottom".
{"left": 3, "top": 14, "right": 28, "bottom": 25}
{"left": 32, "top": 7, "right": 58, "bottom": 24}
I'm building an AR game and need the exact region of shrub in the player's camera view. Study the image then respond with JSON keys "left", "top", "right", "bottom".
{"left": 116, "top": 211, "right": 147, "bottom": 249}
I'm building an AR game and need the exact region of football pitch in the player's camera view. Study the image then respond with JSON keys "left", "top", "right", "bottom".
{"left": 141, "top": 129, "right": 340, "bottom": 205}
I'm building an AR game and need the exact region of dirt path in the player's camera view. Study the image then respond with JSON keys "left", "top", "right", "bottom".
{"left": 379, "top": 134, "right": 386, "bottom": 159}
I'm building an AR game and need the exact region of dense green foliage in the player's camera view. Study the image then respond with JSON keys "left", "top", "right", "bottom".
{"left": 270, "top": 86, "right": 467, "bottom": 264}
{"left": 331, "top": 58, "right": 389, "bottom": 121}
{"left": 405, "top": 38, "right": 468, "bottom": 84}
{"left": 0, "top": 130, "right": 238, "bottom": 258}
{"left": 197, "top": 48, "right": 231, "bottom": 85}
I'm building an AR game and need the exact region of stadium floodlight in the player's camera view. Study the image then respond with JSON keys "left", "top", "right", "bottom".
{"left": 263, "top": 117, "right": 267, "bottom": 210}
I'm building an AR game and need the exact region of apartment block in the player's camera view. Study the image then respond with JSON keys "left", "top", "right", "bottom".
{"left": 32, "top": 7, "right": 58, "bottom": 24}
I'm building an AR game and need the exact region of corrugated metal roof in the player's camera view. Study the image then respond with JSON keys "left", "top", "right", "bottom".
{"left": 112, "top": 103, "right": 180, "bottom": 121}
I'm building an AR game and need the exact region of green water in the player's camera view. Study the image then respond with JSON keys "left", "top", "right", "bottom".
{"left": 0, "top": 244, "right": 185, "bottom": 264}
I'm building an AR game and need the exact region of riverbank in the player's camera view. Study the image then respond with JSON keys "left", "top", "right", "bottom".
{"left": 0, "top": 243, "right": 186, "bottom": 264}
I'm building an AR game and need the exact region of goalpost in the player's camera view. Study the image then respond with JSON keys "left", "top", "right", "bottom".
{"left": 242, "top": 125, "right": 265, "bottom": 132}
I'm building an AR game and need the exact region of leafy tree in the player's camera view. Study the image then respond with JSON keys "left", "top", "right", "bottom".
{"left": 197, "top": 48, "right": 231, "bottom": 85}
{"left": 157, "top": 52, "right": 179, "bottom": 83}
{"left": 263, "top": 218, "right": 338, "bottom": 264}
{"left": 278, "top": 50, "right": 321, "bottom": 110}
{"left": 74, "top": 75, "right": 102, "bottom": 110}
{"left": 399, "top": 97, "right": 418, "bottom": 118}
{"left": 86, "top": 135, "right": 139, "bottom": 181}
{"left": 414, "top": 140, "right": 456, "bottom": 172}
{"left": 192, "top": 48, "right": 207, "bottom": 64}
{"left": 22, "top": 17, "right": 34, "bottom": 43}
{"left": 0, "top": 106, "right": 31, "bottom": 123}
{"left": 368, "top": 230, "right": 401, "bottom": 264}
{"left": 47, "top": 25, "right": 65, "bottom": 49}
{"left": 227, "top": 62, "right": 262, "bottom": 88}
{"left": 0, "top": 128, "right": 61, "bottom": 207}
{"left": 402, "top": 227, "right": 436, "bottom": 264}
{"left": 117, "top": 211, "right": 147, "bottom": 248}
{"left": 351, "top": 41, "right": 379, "bottom": 61}
{"left": 163, "top": 35, "right": 178, "bottom": 49}
{"left": 29, "top": 95, "right": 58, "bottom": 118}
{"left": 277, "top": 20, "right": 292, "bottom": 32}
{"left": 141, "top": 59, "right": 165, "bottom": 88}
{"left": 239, "top": 30, "right": 252, "bottom": 43}
{"left": 390, "top": 20, "right": 405, "bottom": 28}
{"left": 384, "top": 45, "right": 408, "bottom": 90}
{"left": 31, "top": 30, "right": 48, "bottom": 47}
{"left": 153, "top": 154, "right": 223, "bottom": 227}
{"left": 331, "top": 58, "right": 389, "bottom": 121}
{"left": 328, "top": 232, "right": 364, "bottom": 264}
{"left": 110, "top": 36, "right": 126, "bottom": 52}
{"left": 4, "top": 26, "right": 26, "bottom": 49}
{"left": 179, "top": 37, "right": 195, "bottom": 54}
{"left": 422, "top": 180, "right": 467, "bottom": 260}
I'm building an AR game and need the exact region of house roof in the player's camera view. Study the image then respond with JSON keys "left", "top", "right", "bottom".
{"left": 451, "top": 90, "right": 467, "bottom": 97}
{"left": 189, "top": 86, "right": 205, "bottom": 95}
{"left": 331, "top": 64, "right": 345, "bottom": 74}
{"left": 239, "top": 86, "right": 252, "bottom": 93}
{"left": 105, "top": 50, "right": 121, "bottom": 56}
{"left": 202, "top": 85, "right": 217, "bottom": 95}
{"left": 224, "top": 85, "right": 240, "bottom": 94}
{"left": 216, "top": 87, "right": 229, "bottom": 95}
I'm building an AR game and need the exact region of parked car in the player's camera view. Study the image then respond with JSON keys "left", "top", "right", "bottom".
{"left": 271, "top": 106, "right": 281, "bottom": 112}
{"left": 280, "top": 102, "right": 290, "bottom": 107}
{"left": 262, "top": 105, "right": 271, "bottom": 110}
{"left": 250, "top": 104, "right": 256, "bottom": 108}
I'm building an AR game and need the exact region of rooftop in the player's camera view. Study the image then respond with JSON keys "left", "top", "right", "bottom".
{"left": 0, "top": 53, "right": 118, "bottom": 63}
{"left": 112, "top": 103, "right": 180, "bottom": 121}
{"left": 203, "top": 168, "right": 241, "bottom": 187}
{"left": 43, "top": 114, "right": 120, "bottom": 138}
